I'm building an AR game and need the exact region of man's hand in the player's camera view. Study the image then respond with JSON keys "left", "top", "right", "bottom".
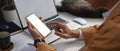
{"left": 49, "top": 21, "right": 80, "bottom": 39}
{"left": 27, "top": 17, "right": 45, "bottom": 40}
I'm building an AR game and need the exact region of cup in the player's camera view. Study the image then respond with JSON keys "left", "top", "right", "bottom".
{"left": 0, "top": 31, "right": 11, "bottom": 50}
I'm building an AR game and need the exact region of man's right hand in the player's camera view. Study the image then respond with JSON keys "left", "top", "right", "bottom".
{"left": 49, "top": 21, "right": 80, "bottom": 39}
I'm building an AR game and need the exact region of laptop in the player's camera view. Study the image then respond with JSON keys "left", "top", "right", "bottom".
{"left": 13, "top": 0, "right": 82, "bottom": 44}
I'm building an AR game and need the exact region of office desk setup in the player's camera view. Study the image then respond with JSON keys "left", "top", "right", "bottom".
{"left": 10, "top": 12, "right": 104, "bottom": 51}
{"left": 10, "top": 0, "right": 104, "bottom": 50}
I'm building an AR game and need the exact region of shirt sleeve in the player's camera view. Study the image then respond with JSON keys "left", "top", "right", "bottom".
{"left": 36, "top": 42, "right": 56, "bottom": 51}
{"left": 80, "top": 24, "right": 100, "bottom": 45}
{"left": 79, "top": 29, "right": 84, "bottom": 40}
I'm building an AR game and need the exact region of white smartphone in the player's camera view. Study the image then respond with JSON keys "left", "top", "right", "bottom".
{"left": 26, "top": 14, "right": 51, "bottom": 37}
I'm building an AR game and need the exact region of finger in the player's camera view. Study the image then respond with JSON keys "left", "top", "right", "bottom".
{"left": 61, "top": 22, "right": 68, "bottom": 29}
{"left": 55, "top": 32, "right": 69, "bottom": 39}
{"left": 39, "top": 17, "right": 42, "bottom": 19}
{"left": 27, "top": 21, "right": 32, "bottom": 29}
{"left": 41, "top": 19, "right": 45, "bottom": 23}
{"left": 55, "top": 29, "right": 63, "bottom": 33}
{"left": 49, "top": 21, "right": 66, "bottom": 28}
{"left": 55, "top": 26, "right": 60, "bottom": 32}
{"left": 38, "top": 17, "right": 45, "bottom": 22}
{"left": 52, "top": 21, "right": 68, "bottom": 32}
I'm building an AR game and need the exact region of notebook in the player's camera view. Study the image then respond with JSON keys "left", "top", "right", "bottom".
{"left": 13, "top": 0, "right": 82, "bottom": 44}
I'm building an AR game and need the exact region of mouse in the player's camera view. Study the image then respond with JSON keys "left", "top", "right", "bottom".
{"left": 73, "top": 18, "right": 87, "bottom": 25}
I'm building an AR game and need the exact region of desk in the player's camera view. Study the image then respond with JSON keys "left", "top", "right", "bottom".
{"left": 11, "top": 12, "right": 104, "bottom": 51}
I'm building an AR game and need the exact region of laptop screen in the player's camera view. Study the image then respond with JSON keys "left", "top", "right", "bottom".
{"left": 13, "top": 0, "right": 58, "bottom": 28}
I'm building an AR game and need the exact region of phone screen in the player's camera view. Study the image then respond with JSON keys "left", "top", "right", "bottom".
{"left": 26, "top": 14, "right": 51, "bottom": 37}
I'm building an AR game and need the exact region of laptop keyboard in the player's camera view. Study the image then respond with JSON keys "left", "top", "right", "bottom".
{"left": 46, "top": 18, "right": 68, "bottom": 30}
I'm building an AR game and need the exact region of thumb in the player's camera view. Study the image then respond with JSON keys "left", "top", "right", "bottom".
{"left": 55, "top": 32, "right": 69, "bottom": 39}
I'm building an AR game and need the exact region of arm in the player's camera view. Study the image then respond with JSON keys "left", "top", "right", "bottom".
{"left": 81, "top": 24, "right": 100, "bottom": 45}
{"left": 27, "top": 21, "right": 56, "bottom": 51}
{"left": 36, "top": 42, "right": 55, "bottom": 51}
{"left": 49, "top": 21, "right": 100, "bottom": 41}
{"left": 83, "top": 16, "right": 120, "bottom": 51}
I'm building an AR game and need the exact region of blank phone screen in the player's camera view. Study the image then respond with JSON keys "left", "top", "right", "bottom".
{"left": 26, "top": 14, "right": 51, "bottom": 37}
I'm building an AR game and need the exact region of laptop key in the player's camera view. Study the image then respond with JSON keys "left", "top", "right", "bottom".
{"left": 52, "top": 18, "right": 68, "bottom": 24}
{"left": 46, "top": 18, "right": 68, "bottom": 30}
{"left": 46, "top": 23, "right": 54, "bottom": 30}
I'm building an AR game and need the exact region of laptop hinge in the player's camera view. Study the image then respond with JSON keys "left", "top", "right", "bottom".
{"left": 45, "top": 14, "right": 58, "bottom": 21}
